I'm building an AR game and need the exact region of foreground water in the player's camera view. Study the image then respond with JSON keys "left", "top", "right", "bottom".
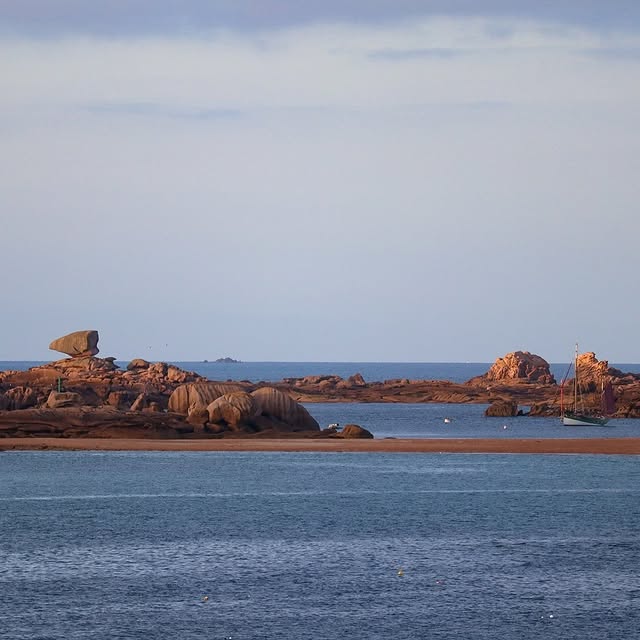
{"left": 1, "top": 452, "right": 639, "bottom": 639}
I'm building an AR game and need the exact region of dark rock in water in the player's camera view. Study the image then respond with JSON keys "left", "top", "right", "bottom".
{"left": 485, "top": 399, "right": 518, "bottom": 417}
{"left": 528, "top": 402, "right": 557, "bottom": 417}
{"left": 215, "top": 357, "right": 241, "bottom": 363}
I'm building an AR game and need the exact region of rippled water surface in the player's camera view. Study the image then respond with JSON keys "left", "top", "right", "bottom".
{"left": 1, "top": 452, "right": 640, "bottom": 639}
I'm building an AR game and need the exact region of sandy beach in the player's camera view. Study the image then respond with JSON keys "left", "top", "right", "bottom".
{"left": 2, "top": 437, "right": 640, "bottom": 454}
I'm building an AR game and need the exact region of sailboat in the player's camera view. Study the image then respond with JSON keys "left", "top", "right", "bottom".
{"left": 561, "top": 344, "right": 614, "bottom": 426}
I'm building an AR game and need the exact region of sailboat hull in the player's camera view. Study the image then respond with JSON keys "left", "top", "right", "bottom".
{"left": 563, "top": 414, "right": 610, "bottom": 427}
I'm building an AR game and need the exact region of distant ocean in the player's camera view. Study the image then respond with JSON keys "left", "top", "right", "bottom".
{"left": 4, "top": 360, "right": 640, "bottom": 383}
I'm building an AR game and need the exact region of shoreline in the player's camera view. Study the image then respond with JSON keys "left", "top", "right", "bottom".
{"left": 2, "top": 437, "right": 640, "bottom": 454}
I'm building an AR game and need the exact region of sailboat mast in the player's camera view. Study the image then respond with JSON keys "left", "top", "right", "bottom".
{"left": 574, "top": 343, "right": 579, "bottom": 412}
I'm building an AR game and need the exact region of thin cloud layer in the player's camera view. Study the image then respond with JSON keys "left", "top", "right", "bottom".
{"left": 2, "top": 0, "right": 640, "bottom": 37}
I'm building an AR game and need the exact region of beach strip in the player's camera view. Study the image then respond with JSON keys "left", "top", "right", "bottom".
{"left": 2, "top": 437, "right": 640, "bottom": 454}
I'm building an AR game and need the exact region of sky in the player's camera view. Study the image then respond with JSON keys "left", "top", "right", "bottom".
{"left": 2, "top": 1, "right": 639, "bottom": 362}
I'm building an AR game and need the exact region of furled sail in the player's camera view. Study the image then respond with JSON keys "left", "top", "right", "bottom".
{"left": 601, "top": 381, "right": 616, "bottom": 415}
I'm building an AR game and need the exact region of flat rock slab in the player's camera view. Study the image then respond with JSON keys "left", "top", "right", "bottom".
{"left": 49, "top": 330, "right": 99, "bottom": 357}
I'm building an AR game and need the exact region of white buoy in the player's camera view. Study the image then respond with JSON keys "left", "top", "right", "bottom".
{"left": 444, "top": 418, "right": 451, "bottom": 424}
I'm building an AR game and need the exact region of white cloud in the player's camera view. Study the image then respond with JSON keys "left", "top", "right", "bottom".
{"left": 2, "top": 19, "right": 640, "bottom": 117}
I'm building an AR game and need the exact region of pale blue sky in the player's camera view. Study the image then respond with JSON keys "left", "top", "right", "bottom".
{"left": 2, "top": 2, "right": 639, "bottom": 362}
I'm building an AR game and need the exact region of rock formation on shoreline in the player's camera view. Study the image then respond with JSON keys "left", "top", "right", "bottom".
{"left": 3, "top": 337, "right": 640, "bottom": 440}
{"left": 469, "top": 351, "right": 555, "bottom": 385}
{"left": 0, "top": 330, "right": 328, "bottom": 439}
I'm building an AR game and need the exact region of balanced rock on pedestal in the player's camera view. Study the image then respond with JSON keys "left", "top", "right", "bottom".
{"left": 49, "top": 330, "right": 100, "bottom": 358}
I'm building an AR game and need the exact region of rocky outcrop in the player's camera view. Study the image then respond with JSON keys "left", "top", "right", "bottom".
{"left": 168, "top": 382, "right": 244, "bottom": 415}
{"left": 339, "top": 424, "right": 373, "bottom": 439}
{"left": 528, "top": 403, "right": 557, "bottom": 416}
{"left": 251, "top": 387, "right": 320, "bottom": 432}
{"left": 485, "top": 399, "right": 518, "bottom": 417}
{"left": 6, "top": 334, "right": 640, "bottom": 439}
{"left": 0, "top": 408, "right": 190, "bottom": 439}
{"left": 571, "top": 352, "right": 612, "bottom": 391}
{"left": 4, "top": 387, "right": 39, "bottom": 410}
{"left": 186, "top": 406, "right": 210, "bottom": 428}
{"left": 45, "top": 391, "right": 84, "bottom": 409}
{"left": 127, "top": 359, "right": 150, "bottom": 371}
{"left": 49, "top": 330, "right": 100, "bottom": 358}
{"left": 480, "top": 352, "right": 555, "bottom": 384}
{"left": 207, "top": 392, "right": 260, "bottom": 428}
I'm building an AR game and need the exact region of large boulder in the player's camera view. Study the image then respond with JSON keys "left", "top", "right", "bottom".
{"left": 339, "top": 424, "right": 374, "bottom": 439}
{"left": 484, "top": 351, "right": 555, "bottom": 384}
{"left": 207, "top": 392, "right": 260, "bottom": 427}
{"left": 127, "top": 358, "right": 150, "bottom": 371}
{"left": 45, "top": 391, "right": 84, "bottom": 409}
{"left": 186, "top": 406, "right": 209, "bottom": 427}
{"left": 49, "top": 330, "right": 100, "bottom": 357}
{"left": 168, "top": 382, "right": 243, "bottom": 415}
{"left": 251, "top": 387, "right": 320, "bottom": 431}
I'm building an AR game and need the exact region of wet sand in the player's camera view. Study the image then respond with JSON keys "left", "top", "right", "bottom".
{"left": 2, "top": 437, "right": 640, "bottom": 454}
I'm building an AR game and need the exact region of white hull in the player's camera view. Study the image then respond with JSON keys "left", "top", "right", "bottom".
{"left": 562, "top": 415, "right": 610, "bottom": 426}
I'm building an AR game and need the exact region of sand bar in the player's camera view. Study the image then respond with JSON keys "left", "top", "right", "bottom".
{"left": 2, "top": 437, "right": 640, "bottom": 454}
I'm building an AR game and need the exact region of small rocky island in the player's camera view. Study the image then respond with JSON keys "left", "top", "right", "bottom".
{"left": 2, "top": 333, "right": 640, "bottom": 442}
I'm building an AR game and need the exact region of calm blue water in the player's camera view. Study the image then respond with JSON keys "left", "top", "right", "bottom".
{"left": 4, "top": 361, "right": 640, "bottom": 383}
{"left": 303, "top": 403, "right": 640, "bottom": 439}
{"left": 1, "top": 452, "right": 639, "bottom": 639}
